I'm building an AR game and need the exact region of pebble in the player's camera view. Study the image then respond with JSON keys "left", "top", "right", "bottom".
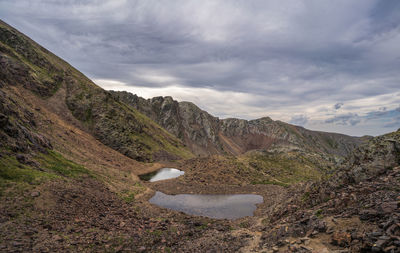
{"left": 11, "top": 241, "right": 23, "bottom": 247}
{"left": 371, "top": 246, "right": 381, "bottom": 252}
{"left": 384, "top": 245, "right": 397, "bottom": 252}
{"left": 53, "top": 235, "right": 63, "bottom": 242}
{"left": 371, "top": 231, "right": 383, "bottom": 237}
{"left": 31, "top": 191, "right": 40, "bottom": 197}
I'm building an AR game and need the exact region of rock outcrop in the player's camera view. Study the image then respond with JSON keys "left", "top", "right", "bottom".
{"left": 257, "top": 129, "right": 400, "bottom": 252}
{"left": 112, "top": 91, "right": 366, "bottom": 157}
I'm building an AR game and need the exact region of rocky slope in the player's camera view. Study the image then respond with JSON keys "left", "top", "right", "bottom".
{"left": 0, "top": 19, "right": 192, "bottom": 162}
{"left": 112, "top": 91, "right": 366, "bottom": 158}
{"left": 254, "top": 129, "right": 400, "bottom": 252}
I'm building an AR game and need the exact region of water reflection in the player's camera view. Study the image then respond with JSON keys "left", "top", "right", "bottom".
{"left": 139, "top": 168, "right": 185, "bottom": 182}
{"left": 149, "top": 191, "right": 263, "bottom": 219}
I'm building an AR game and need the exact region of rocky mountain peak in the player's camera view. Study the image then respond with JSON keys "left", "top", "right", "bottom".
{"left": 112, "top": 90, "right": 365, "bottom": 158}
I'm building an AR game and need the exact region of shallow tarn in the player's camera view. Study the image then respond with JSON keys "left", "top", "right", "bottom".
{"left": 149, "top": 191, "right": 264, "bottom": 219}
{"left": 139, "top": 168, "right": 185, "bottom": 182}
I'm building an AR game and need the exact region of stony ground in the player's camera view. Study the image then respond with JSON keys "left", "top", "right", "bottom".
{"left": 0, "top": 176, "right": 248, "bottom": 252}
{"left": 254, "top": 166, "right": 400, "bottom": 253}
{"left": 1, "top": 152, "right": 399, "bottom": 252}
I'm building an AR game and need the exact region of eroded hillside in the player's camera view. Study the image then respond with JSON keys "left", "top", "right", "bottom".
{"left": 111, "top": 91, "right": 366, "bottom": 158}
{"left": 0, "top": 20, "right": 192, "bottom": 163}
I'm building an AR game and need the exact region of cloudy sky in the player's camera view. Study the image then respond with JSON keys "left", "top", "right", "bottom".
{"left": 1, "top": 0, "right": 400, "bottom": 136}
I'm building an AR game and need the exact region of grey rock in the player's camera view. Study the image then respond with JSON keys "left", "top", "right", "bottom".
{"left": 31, "top": 191, "right": 40, "bottom": 197}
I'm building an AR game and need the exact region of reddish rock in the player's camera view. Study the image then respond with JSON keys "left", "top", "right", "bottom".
{"left": 331, "top": 231, "right": 352, "bottom": 247}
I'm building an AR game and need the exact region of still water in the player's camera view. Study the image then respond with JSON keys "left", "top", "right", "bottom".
{"left": 149, "top": 191, "right": 263, "bottom": 219}
{"left": 139, "top": 168, "right": 185, "bottom": 182}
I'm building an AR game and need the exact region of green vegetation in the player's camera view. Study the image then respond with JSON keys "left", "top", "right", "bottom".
{"left": 301, "top": 192, "right": 310, "bottom": 202}
{"left": 65, "top": 72, "right": 193, "bottom": 162}
{"left": 0, "top": 24, "right": 64, "bottom": 97}
{"left": 243, "top": 151, "right": 327, "bottom": 186}
{"left": 0, "top": 155, "right": 54, "bottom": 185}
{"left": 138, "top": 170, "right": 158, "bottom": 181}
{"left": 36, "top": 150, "right": 91, "bottom": 178}
{"left": 120, "top": 191, "right": 136, "bottom": 203}
{"left": 238, "top": 221, "right": 250, "bottom": 228}
{"left": 324, "top": 136, "right": 339, "bottom": 149}
{"left": 120, "top": 101, "right": 194, "bottom": 160}
{"left": 119, "top": 182, "right": 145, "bottom": 203}
{"left": 314, "top": 209, "right": 324, "bottom": 218}
{"left": 251, "top": 179, "right": 289, "bottom": 188}
{"left": 0, "top": 150, "right": 91, "bottom": 196}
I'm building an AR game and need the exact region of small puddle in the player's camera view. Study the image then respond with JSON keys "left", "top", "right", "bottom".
{"left": 149, "top": 191, "right": 263, "bottom": 219}
{"left": 139, "top": 168, "right": 184, "bottom": 182}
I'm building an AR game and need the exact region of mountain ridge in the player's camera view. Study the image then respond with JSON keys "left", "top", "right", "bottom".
{"left": 0, "top": 19, "right": 192, "bottom": 162}
{"left": 111, "top": 90, "right": 367, "bottom": 158}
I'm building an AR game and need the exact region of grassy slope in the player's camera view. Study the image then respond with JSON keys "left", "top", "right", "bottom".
{"left": 0, "top": 20, "right": 193, "bottom": 162}
{"left": 240, "top": 151, "right": 330, "bottom": 187}
{"left": 0, "top": 150, "right": 91, "bottom": 193}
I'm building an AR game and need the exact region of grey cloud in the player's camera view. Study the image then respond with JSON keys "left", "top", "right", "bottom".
{"left": 325, "top": 113, "right": 361, "bottom": 126}
{"left": 326, "top": 106, "right": 400, "bottom": 128}
{"left": 334, "top": 103, "right": 344, "bottom": 110}
{"left": 366, "top": 106, "right": 399, "bottom": 119}
{"left": 1, "top": 0, "right": 400, "bottom": 136}
{"left": 384, "top": 117, "right": 400, "bottom": 128}
{"left": 290, "top": 115, "right": 308, "bottom": 126}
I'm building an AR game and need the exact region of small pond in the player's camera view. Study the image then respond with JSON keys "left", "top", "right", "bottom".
{"left": 149, "top": 191, "right": 263, "bottom": 219}
{"left": 139, "top": 168, "right": 185, "bottom": 182}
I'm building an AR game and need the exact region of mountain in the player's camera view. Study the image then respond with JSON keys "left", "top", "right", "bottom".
{"left": 111, "top": 91, "right": 366, "bottom": 158}
{"left": 1, "top": 19, "right": 395, "bottom": 253}
{"left": 0, "top": 20, "right": 192, "bottom": 163}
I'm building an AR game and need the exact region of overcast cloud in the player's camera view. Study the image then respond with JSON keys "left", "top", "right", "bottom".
{"left": 1, "top": 0, "right": 399, "bottom": 136}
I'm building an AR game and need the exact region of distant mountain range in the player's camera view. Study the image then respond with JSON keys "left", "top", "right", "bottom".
{"left": 111, "top": 91, "right": 368, "bottom": 157}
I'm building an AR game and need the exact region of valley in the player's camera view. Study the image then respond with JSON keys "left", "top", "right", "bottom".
{"left": 0, "top": 19, "right": 399, "bottom": 253}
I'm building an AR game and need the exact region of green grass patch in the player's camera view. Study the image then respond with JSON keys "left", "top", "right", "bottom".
{"left": 245, "top": 151, "right": 324, "bottom": 186}
{"left": 301, "top": 192, "right": 310, "bottom": 202}
{"left": 0, "top": 155, "right": 54, "bottom": 185}
{"left": 0, "top": 150, "right": 92, "bottom": 195}
{"left": 251, "top": 179, "right": 289, "bottom": 188}
{"left": 0, "top": 154, "right": 57, "bottom": 197}
{"left": 36, "top": 150, "right": 91, "bottom": 178}
{"left": 314, "top": 209, "right": 324, "bottom": 218}
{"left": 121, "top": 191, "right": 136, "bottom": 203}
{"left": 119, "top": 182, "right": 145, "bottom": 203}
